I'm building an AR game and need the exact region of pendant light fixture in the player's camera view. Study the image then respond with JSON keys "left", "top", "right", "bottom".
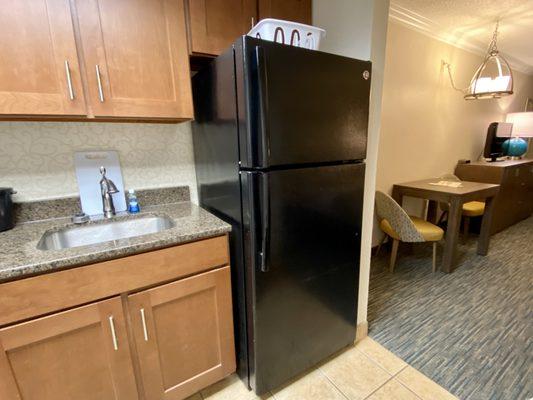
{"left": 443, "top": 21, "right": 514, "bottom": 100}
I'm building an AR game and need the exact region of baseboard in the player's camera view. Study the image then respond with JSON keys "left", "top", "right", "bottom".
{"left": 355, "top": 321, "right": 368, "bottom": 342}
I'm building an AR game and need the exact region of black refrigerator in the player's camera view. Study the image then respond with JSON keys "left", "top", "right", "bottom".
{"left": 192, "top": 36, "right": 370, "bottom": 394}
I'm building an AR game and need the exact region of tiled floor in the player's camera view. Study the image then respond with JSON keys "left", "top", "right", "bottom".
{"left": 187, "top": 337, "right": 458, "bottom": 400}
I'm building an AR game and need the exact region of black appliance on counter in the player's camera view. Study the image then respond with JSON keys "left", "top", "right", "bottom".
{"left": 0, "top": 188, "right": 15, "bottom": 232}
{"left": 192, "top": 36, "right": 371, "bottom": 394}
{"left": 483, "top": 121, "right": 512, "bottom": 162}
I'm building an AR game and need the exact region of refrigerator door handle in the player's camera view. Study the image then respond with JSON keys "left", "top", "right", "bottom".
{"left": 255, "top": 46, "right": 271, "bottom": 165}
{"left": 259, "top": 172, "right": 270, "bottom": 272}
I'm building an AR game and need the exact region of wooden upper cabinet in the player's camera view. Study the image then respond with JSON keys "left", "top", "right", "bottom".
{"left": 259, "top": 0, "right": 312, "bottom": 25}
{"left": 0, "top": 0, "right": 86, "bottom": 116}
{"left": 128, "top": 266, "right": 236, "bottom": 400}
{"left": 0, "top": 298, "right": 138, "bottom": 400}
{"left": 74, "top": 0, "right": 193, "bottom": 119}
{"left": 186, "top": 0, "right": 257, "bottom": 56}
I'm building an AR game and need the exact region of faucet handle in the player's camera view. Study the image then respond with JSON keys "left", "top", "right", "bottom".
{"left": 107, "top": 179, "right": 119, "bottom": 194}
{"left": 99, "top": 165, "right": 119, "bottom": 194}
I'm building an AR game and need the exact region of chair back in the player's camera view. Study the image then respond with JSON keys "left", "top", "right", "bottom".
{"left": 375, "top": 191, "right": 424, "bottom": 242}
{"left": 439, "top": 173, "right": 460, "bottom": 181}
{"left": 438, "top": 173, "right": 460, "bottom": 210}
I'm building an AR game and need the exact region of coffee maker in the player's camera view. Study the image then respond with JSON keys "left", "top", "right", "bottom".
{"left": 0, "top": 188, "right": 15, "bottom": 232}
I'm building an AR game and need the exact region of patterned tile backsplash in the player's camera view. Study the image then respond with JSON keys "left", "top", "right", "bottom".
{"left": 0, "top": 121, "right": 198, "bottom": 203}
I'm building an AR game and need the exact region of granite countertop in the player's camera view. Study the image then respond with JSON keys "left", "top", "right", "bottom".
{"left": 0, "top": 201, "right": 231, "bottom": 283}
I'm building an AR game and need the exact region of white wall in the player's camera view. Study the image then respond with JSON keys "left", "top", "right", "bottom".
{"left": 0, "top": 121, "right": 198, "bottom": 203}
{"left": 313, "top": 0, "right": 373, "bottom": 60}
{"left": 313, "top": 0, "right": 390, "bottom": 335}
{"left": 374, "top": 21, "right": 533, "bottom": 244}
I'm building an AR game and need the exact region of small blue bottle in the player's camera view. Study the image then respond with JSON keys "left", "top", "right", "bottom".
{"left": 127, "top": 189, "right": 140, "bottom": 213}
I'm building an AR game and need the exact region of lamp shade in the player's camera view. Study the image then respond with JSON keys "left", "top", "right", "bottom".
{"left": 463, "top": 22, "right": 514, "bottom": 100}
{"left": 464, "top": 52, "right": 514, "bottom": 100}
{"left": 506, "top": 112, "right": 533, "bottom": 137}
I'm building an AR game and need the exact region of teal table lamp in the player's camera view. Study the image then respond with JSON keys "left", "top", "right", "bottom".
{"left": 505, "top": 112, "right": 533, "bottom": 158}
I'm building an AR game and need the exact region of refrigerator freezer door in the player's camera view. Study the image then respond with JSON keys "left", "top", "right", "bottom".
{"left": 237, "top": 36, "right": 371, "bottom": 169}
{"left": 241, "top": 163, "right": 365, "bottom": 393}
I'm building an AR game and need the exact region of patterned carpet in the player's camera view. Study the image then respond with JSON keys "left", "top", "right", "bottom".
{"left": 368, "top": 216, "right": 533, "bottom": 400}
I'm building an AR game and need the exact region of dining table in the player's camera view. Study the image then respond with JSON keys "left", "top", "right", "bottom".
{"left": 392, "top": 178, "right": 500, "bottom": 273}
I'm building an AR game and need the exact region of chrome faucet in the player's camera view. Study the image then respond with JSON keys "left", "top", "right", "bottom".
{"left": 99, "top": 166, "right": 119, "bottom": 218}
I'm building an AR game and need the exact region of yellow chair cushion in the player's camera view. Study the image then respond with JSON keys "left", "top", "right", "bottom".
{"left": 380, "top": 219, "right": 401, "bottom": 240}
{"left": 462, "top": 201, "right": 485, "bottom": 217}
{"left": 380, "top": 217, "right": 444, "bottom": 242}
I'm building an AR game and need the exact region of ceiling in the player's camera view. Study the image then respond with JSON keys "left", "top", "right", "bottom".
{"left": 389, "top": 0, "right": 533, "bottom": 74}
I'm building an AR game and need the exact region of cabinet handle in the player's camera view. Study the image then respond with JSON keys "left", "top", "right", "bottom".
{"left": 64, "top": 60, "right": 75, "bottom": 100}
{"left": 95, "top": 65, "right": 105, "bottom": 102}
{"left": 108, "top": 316, "right": 118, "bottom": 351}
{"left": 140, "top": 308, "right": 149, "bottom": 341}
{"left": 251, "top": 17, "right": 255, "bottom": 28}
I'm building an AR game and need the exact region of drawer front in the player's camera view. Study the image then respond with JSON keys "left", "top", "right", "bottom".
{"left": 0, "top": 235, "right": 229, "bottom": 327}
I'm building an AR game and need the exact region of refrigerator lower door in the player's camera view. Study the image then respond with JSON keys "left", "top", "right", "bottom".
{"left": 241, "top": 163, "right": 365, "bottom": 394}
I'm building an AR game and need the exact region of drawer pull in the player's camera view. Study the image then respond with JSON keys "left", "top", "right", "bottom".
{"left": 140, "top": 308, "right": 149, "bottom": 341}
{"left": 109, "top": 316, "right": 118, "bottom": 351}
{"left": 64, "top": 60, "right": 75, "bottom": 100}
{"left": 95, "top": 65, "right": 105, "bottom": 102}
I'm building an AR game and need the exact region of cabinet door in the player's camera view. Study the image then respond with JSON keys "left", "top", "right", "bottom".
{"left": 187, "top": 0, "right": 257, "bottom": 56}
{"left": 0, "top": 0, "right": 86, "bottom": 116}
{"left": 258, "top": 0, "right": 312, "bottom": 25}
{"left": 0, "top": 298, "right": 138, "bottom": 400}
{"left": 74, "top": 0, "right": 193, "bottom": 119}
{"left": 128, "top": 267, "right": 236, "bottom": 400}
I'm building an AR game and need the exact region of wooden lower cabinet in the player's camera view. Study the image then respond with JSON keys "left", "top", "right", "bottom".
{"left": 128, "top": 266, "right": 236, "bottom": 400}
{"left": 0, "top": 237, "right": 235, "bottom": 400}
{"left": 0, "top": 297, "right": 138, "bottom": 400}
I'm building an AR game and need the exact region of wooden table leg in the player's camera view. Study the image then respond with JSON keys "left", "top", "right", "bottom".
{"left": 391, "top": 186, "right": 403, "bottom": 205}
{"left": 427, "top": 200, "right": 438, "bottom": 224}
{"left": 478, "top": 196, "right": 495, "bottom": 255}
{"left": 441, "top": 198, "right": 463, "bottom": 273}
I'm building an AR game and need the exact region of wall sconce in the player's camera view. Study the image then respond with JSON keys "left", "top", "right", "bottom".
{"left": 442, "top": 21, "right": 514, "bottom": 100}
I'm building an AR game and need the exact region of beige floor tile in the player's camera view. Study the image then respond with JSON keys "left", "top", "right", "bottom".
{"left": 319, "top": 347, "right": 391, "bottom": 400}
{"left": 201, "top": 374, "right": 273, "bottom": 400}
{"left": 272, "top": 368, "right": 347, "bottom": 400}
{"left": 355, "top": 338, "right": 407, "bottom": 375}
{"left": 396, "top": 367, "right": 458, "bottom": 400}
{"left": 367, "top": 379, "right": 420, "bottom": 400}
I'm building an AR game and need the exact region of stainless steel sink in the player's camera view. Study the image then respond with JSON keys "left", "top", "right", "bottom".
{"left": 37, "top": 215, "right": 175, "bottom": 251}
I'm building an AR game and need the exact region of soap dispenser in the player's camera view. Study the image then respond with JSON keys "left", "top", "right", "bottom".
{"left": 127, "top": 189, "right": 140, "bottom": 213}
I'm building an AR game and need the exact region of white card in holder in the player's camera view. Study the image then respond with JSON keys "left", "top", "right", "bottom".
{"left": 74, "top": 150, "right": 127, "bottom": 216}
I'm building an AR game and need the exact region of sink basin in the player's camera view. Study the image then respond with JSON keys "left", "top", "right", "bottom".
{"left": 37, "top": 215, "right": 175, "bottom": 251}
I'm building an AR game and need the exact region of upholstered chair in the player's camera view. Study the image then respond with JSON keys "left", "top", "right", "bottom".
{"left": 375, "top": 191, "right": 444, "bottom": 273}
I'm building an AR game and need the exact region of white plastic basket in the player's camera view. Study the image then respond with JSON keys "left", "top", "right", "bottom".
{"left": 247, "top": 18, "right": 326, "bottom": 50}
